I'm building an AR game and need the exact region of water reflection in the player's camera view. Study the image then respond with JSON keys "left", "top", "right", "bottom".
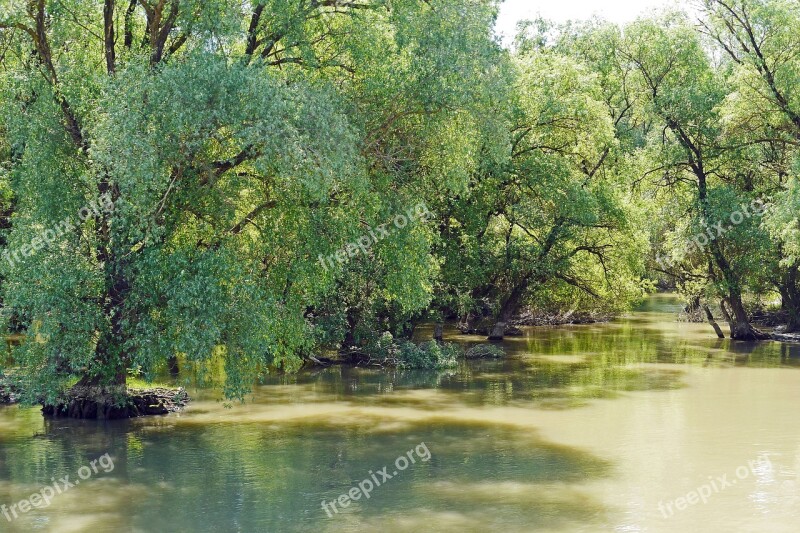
{"left": 0, "top": 294, "right": 799, "bottom": 532}
{"left": 0, "top": 409, "right": 612, "bottom": 532}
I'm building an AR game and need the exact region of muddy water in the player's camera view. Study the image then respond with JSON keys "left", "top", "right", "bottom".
{"left": 1, "top": 294, "right": 799, "bottom": 532}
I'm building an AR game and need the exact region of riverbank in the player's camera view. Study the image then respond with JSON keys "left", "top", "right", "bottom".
{"left": 771, "top": 332, "right": 800, "bottom": 343}
{"left": 513, "top": 309, "right": 612, "bottom": 327}
{"left": 2, "top": 295, "right": 799, "bottom": 532}
{"left": 1, "top": 372, "right": 190, "bottom": 418}
{"left": 321, "top": 339, "right": 506, "bottom": 369}
{"left": 455, "top": 309, "right": 612, "bottom": 338}
{"left": 40, "top": 386, "right": 190, "bottom": 419}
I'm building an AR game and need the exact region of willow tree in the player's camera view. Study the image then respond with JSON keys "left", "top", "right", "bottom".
{"left": 621, "top": 14, "right": 773, "bottom": 340}
{"left": 0, "top": 0, "right": 499, "bottom": 413}
{"left": 437, "top": 42, "right": 647, "bottom": 340}
{"left": 306, "top": 0, "right": 503, "bottom": 349}
{"left": 700, "top": 0, "right": 800, "bottom": 331}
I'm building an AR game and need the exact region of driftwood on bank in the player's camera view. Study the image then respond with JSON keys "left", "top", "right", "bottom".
{"left": 513, "top": 309, "right": 610, "bottom": 327}
{"left": 772, "top": 332, "right": 800, "bottom": 343}
{"left": 336, "top": 348, "right": 403, "bottom": 368}
{"left": 457, "top": 319, "right": 523, "bottom": 337}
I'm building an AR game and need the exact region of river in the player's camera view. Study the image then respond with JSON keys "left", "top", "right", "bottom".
{"left": 1, "top": 294, "right": 799, "bottom": 532}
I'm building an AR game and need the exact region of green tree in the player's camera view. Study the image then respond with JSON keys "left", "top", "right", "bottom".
{"left": 700, "top": 0, "right": 800, "bottom": 330}
{"left": 436, "top": 42, "right": 647, "bottom": 340}
{"left": 621, "top": 13, "right": 772, "bottom": 339}
{"left": 0, "top": 0, "right": 501, "bottom": 409}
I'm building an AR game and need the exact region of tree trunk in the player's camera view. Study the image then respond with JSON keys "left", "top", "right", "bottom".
{"left": 167, "top": 355, "right": 180, "bottom": 376}
{"left": 343, "top": 307, "right": 359, "bottom": 347}
{"left": 488, "top": 321, "right": 507, "bottom": 342}
{"left": 433, "top": 323, "right": 444, "bottom": 343}
{"left": 721, "top": 298, "right": 769, "bottom": 341}
{"left": 61, "top": 263, "right": 131, "bottom": 418}
{"left": 778, "top": 263, "right": 800, "bottom": 333}
{"left": 489, "top": 280, "right": 528, "bottom": 341}
{"left": 703, "top": 304, "right": 725, "bottom": 339}
{"left": 674, "top": 128, "right": 765, "bottom": 341}
{"left": 706, "top": 233, "right": 765, "bottom": 340}
{"left": 686, "top": 295, "right": 701, "bottom": 315}
{"left": 785, "top": 305, "right": 800, "bottom": 334}
{"left": 457, "top": 313, "right": 473, "bottom": 334}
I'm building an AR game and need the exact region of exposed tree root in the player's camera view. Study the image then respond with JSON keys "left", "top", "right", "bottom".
{"left": 41, "top": 386, "right": 189, "bottom": 420}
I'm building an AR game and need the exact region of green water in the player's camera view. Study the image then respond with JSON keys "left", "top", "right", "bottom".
{"left": 1, "top": 294, "right": 799, "bottom": 532}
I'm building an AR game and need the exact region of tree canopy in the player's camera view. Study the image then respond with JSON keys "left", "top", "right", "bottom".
{"left": 0, "top": 0, "right": 798, "bottom": 406}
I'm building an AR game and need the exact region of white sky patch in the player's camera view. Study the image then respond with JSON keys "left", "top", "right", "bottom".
{"left": 495, "top": 0, "right": 692, "bottom": 46}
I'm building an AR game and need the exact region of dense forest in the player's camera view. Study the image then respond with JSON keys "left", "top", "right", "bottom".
{"left": 0, "top": 0, "right": 799, "bottom": 410}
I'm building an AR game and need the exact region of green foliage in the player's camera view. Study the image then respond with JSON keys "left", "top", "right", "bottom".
{"left": 2, "top": 0, "right": 800, "bottom": 403}
{"left": 396, "top": 340, "right": 460, "bottom": 370}
{"left": 433, "top": 38, "right": 648, "bottom": 325}
{"left": 357, "top": 332, "right": 459, "bottom": 369}
{"left": 464, "top": 344, "right": 505, "bottom": 359}
{"left": 0, "top": 0, "right": 501, "bottom": 401}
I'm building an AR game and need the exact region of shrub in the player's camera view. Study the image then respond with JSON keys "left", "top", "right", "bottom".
{"left": 396, "top": 341, "right": 460, "bottom": 369}
{"left": 465, "top": 344, "right": 505, "bottom": 359}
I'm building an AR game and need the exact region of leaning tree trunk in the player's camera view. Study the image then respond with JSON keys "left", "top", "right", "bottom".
{"left": 703, "top": 304, "right": 725, "bottom": 339}
{"left": 489, "top": 280, "right": 529, "bottom": 341}
{"left": 706, "top": 231, "right": 766, "bottom": 340}
{"left": 686, "top": 144, "right": 766, "bottom": 341}
{"left": 705, "top": 231, "right": 766, "bottom": 340}
{"left": 721, "top": 297, "right": 769, "bottom": 341}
